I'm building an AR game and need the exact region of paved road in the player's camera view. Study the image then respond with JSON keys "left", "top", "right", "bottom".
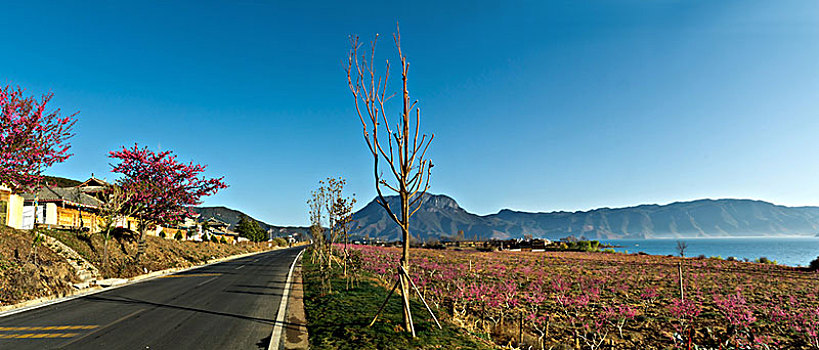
{"left": 0, "top": 246, "right": 304, "bottom": 350}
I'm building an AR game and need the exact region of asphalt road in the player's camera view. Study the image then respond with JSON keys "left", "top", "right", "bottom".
{"left": 0, "top": 246, "right": 305, "bottom": 350}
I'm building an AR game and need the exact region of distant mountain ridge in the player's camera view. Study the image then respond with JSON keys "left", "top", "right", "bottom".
{"left": 350, "top": 194, "right": 819, "bottom": 241}
{"left": 191, "top": 206, "right": 308, "bottom": 237}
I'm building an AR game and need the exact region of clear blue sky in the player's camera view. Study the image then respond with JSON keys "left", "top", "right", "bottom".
{"left": 2, "top": 1, "right": 818, "bottom": 226}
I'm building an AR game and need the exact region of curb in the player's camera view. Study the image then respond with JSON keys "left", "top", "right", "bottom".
{"left": 268, "top": 248, "right": 305, "bottom": 350}
{"left": 0, "top": 247, "right": 280, "bottom": 318}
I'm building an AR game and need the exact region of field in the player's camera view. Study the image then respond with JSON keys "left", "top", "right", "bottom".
{"left": 301, "top": 250, "right": 496, "bottom": 350}
{"left": 349, "top": 245, "right": 819, "bottom": 349}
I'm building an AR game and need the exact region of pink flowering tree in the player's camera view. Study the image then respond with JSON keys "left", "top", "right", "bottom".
{"left": 110, "top": 144, "right": 227, "bottom": 260}
{"left": 0, "top": 85, "right": 77, "bottom": 191}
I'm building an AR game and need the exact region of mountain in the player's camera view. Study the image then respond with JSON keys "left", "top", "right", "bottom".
{"left": 191, "top": 206, "right": 308, "bottom": 237}
{"left": 350, "top": 194, "right": 819, "bottom": 241}
{"left": 40, "top": 175, "right": 82, "bottom": 187}
{"left": 351, "top": 194, "right": 515, "bottom": 242}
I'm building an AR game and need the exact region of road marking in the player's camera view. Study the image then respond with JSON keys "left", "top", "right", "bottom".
{"left": 268, "top": 249, "right": 305, "bottom": 350}
{"left": 57, "top": 309, "right": 145, "bottom": 347}
{"left": 0, "top": 332, "right": 79, "bottom": 339}
{"left": 157, "top": 273, "right": 221, "bottom": 278}
{"left": 235, "top": 264, "right": 245, "bottom": 270}
{"left": 0, "top": 325, "right": 98, "bottom": 331}
{"left": 0, "top": 248, "right": 277, "bottom": 319}
{"left": 196, "top": 276, "right": 219, "bottom": 287}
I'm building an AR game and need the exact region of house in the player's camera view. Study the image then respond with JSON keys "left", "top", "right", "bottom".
{"left": 0, "top": 184, "right": 25, "bottom": 229}
{"left": 76, "top": 176, "right": 110, "bottom": 200}
{"left": 21, "top": 186, "right": 104, "bottom": 231}
{"left": 203, "top": 217, "right": 230, "bottom": 233}
{"left": 201, "top": 217, "right": 240, "bottom": 244}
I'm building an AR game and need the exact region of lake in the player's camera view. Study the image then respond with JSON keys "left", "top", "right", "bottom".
{"left": 599, "top": 237, "right": 819, "bottom": 267}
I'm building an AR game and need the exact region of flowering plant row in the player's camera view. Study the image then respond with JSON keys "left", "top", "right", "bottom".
{"left": 344, "top": 244, "right": 819, "bottom": 349}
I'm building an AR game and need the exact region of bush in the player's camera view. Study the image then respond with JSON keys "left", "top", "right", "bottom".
{"left": 808, "top": 256, "right": 819, "bottom": 271}
{"left": 219, "top": 237, "right": 227, "bottom": 244}
{"left": 159, "top": 231, "right": 166, "bottom": 238}
{"left": 274, "top": 237, "right": 287, "bottom": 246}
{"left": 755, "top": 257, "right": 776, "bottom": 264}
{"left": 174, "top": 231, "right": 183, "bottom": 240}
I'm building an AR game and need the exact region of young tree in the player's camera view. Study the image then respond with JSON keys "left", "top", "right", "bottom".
{"left": 307, "top": 177, "right": 355, "bottom": 294}
{"left": 307, "top": 184, "right": 327, "bottom": 264}
{"left": 98, "top": 184, "right": 135, "bottom": 266}
{"left": 676, "top": 240, "right": 688, "bottom": 257}
{"left": 346, "top": 25, "right": 434, "bottom": 335}
{"left": 109, "top": 144, "right": 227, "bottom": 261}
{"left": 1, "top": 86, "right": 77, "bottom": 191}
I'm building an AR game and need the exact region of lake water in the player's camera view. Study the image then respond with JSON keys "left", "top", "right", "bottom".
{"left": 599, "top": 237, "right": 819, "bottom": 267}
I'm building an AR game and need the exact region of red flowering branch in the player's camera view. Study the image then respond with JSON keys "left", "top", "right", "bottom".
{"left": 0, "top": 85, "right": 77, "bottom": 190}
{"left": 109, "top": 144, "right": 227, "bottom": 258}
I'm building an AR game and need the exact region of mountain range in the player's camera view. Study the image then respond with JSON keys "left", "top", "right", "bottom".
{"left": 349, "top": 194, "right": 819, "bottom": 241}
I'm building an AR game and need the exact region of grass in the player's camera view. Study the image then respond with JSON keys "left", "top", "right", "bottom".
{"left": 302, "top": 251, "right": 497, "bottom": 350}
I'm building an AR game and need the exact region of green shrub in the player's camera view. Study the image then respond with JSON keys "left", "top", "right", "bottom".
{"left": 755, "top": 257, "right": 776, "bottom": 264}
{"left": 220, "top": 237, "right": 227, "bottom": 244}
{"left": 809, "top": 256, "right": 819, "bottom": 271}
{"left": 174, "top": 231, "right": 183, "bottom": 240}
{"left": 274, "top": 237, "right": 287, "bottom": 246}
{"left": 159, "top": 231, "right": 166, "bottom": 238}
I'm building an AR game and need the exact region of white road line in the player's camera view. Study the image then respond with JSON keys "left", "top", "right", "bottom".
{"left": 235, "top": 264, "right": 245, "bottom": 270}
{"left": 268, "top": 249, "right": 305, "bottom": 350}
{"left": 195, "top": 276, "right": 219, "bottom": 287}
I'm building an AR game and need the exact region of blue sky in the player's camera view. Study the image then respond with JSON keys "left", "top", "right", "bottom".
{"left": 2, "top": 1, "right": 818, "bottom": 226}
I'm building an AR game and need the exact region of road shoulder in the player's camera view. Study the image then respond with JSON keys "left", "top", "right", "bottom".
{"left": 284, "top": 259, "right": 309, "bottom": 349}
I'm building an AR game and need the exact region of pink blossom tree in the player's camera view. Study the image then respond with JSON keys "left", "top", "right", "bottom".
{"left": 109, "top": 144, "right": 227, "bottom": 260}
{"left": 0, "top": 85, "right": 77, "bottom": 191}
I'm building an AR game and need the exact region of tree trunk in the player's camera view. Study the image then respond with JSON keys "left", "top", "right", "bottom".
{"left": 399, "top": 191, "right": 415, "bottom": 336}
{"left": 103, "top": 225, "right": 112, "bottom": 267}
{"left": 136, "top": 217, "right": 146, "bottom": 262}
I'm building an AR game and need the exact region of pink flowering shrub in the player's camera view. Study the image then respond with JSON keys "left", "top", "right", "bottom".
{"left": 341, "top": 244, "right": 819, "bottom": 349}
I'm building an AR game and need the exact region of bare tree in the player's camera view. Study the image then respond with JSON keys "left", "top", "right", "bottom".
{"left": 307, "top": 177, "right": 355, "bottom": 294}
{"left": 676, "top": 240, "right": 688, "bottom": 257}
{"left": 347, "top": 24, "right": 434, "bottom": 336}
{"left": 98, "top": 184, "right": 135, "bottom": 267}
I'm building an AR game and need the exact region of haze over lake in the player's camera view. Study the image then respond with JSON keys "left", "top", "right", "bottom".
{"left": 601, "top": 237, "right": 819, "bottom": 267}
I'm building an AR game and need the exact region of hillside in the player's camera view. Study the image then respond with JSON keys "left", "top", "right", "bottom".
{"left": 350, "top": 194, "right": 819, "bottom": 241}
{"left": 192, "top": 206, "right": 309, "bottom": 237}
{"left": 43, "top": 175, "right": 82, "bottom": 187}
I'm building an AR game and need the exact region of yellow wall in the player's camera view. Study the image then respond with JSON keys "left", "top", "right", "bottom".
{"left": 7, "top": 194, "right": 24, "bottom": 229}
{"left": 56, "top": 207, "right": 100, "bottom": 231}
{"left": 1, "top": 187, "right": 24, "bottom": 229}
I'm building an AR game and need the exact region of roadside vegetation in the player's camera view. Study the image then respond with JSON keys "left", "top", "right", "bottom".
{"left": 301, "top": 249, "right": 496, "bottom": 350}
{"left": 0, "top": 226, "right": 77, "bottom": 306}
{"left": 45, "top": 228, "right": 279, "bottom": 278}
{"left": 0, "top": 223, "right": 290, "bottom": 307}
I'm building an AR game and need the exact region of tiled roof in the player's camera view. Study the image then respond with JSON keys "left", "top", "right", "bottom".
{"left": 21, "top": 187, "right": 104, "bottom": 209}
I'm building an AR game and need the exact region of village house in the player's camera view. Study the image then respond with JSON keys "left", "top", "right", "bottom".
{"left": 202, "top": 217, "right": 239, "bottom": 244}
{"left": 21, "top": 186, "right": 104, "bottom": 231}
